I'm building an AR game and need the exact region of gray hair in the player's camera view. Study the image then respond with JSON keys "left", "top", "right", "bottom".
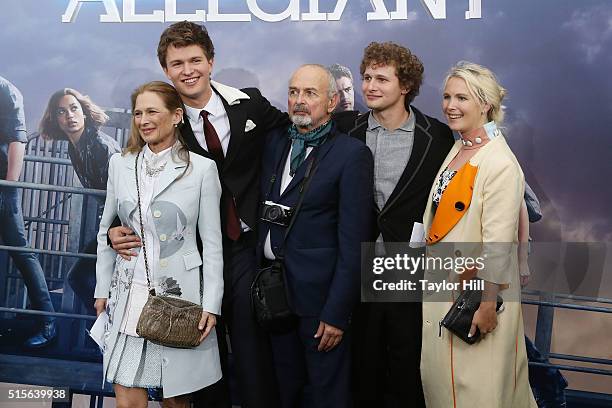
{"left": 328, "top": 63, "right": 353, "bottom": 82}
{"left": 444, "top": 61, "right": 507, "bottom": 125}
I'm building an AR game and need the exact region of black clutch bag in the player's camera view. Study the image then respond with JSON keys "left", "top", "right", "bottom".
{"left": 441, "top": 285, "right": 503, "bottom": 344}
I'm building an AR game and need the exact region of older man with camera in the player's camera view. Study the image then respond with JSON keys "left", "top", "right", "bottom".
{"left": 255, "top": 64, "right": 373, "bottom": 408}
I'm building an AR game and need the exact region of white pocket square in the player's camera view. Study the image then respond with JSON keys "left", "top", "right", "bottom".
{"left": 244, "top": 119, "right": 256, "bottom": 132}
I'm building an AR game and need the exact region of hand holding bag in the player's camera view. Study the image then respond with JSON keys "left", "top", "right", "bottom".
{"left": 133, "top": 151, "right": 204, "bottom": 348}
{"left": 441, "top": 280, "right": 503, "bottom": 344}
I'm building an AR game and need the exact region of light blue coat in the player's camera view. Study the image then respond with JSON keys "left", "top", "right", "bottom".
{"left": 95, "top": 147, "right": 224, "bottom": 397}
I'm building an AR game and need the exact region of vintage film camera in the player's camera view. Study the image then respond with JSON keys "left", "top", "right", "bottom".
{"left": 261, "top": 200, "right": 294, "bottom": 227}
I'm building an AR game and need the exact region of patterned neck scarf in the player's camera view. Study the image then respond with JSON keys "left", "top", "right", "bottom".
{"left": 287, "top": 120, "right": 332, "bottom": 176}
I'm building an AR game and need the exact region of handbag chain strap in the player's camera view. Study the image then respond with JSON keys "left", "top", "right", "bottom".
{"left": 134, "top": 151, "right": 203, "bottom": 304}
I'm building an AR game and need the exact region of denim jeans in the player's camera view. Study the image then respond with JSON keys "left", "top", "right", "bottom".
{"left": 0, "top": 187, "right": 54, "bottom": 322}
{"left": 66, "top": 237, "right": 97, "bottom": 313}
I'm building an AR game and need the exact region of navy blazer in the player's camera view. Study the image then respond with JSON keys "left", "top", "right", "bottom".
{"left": 257, "top": 124, "right": 374, "bottom": 330}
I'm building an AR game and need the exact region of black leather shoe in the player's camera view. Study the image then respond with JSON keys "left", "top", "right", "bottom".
{"left": 24, "top": 321, "right": 57, "bottom": 349}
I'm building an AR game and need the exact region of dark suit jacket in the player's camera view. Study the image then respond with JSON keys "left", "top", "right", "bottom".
{"left": 343, "top": 107, "right": 454, "bottom": 242}
{"left": 180, "top": 82, "right": 288, "bottom": 233}
{"left": 257, "top": 124, "right": 374, "bottom": 330}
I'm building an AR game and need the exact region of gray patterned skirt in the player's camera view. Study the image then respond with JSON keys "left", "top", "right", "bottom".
{"left": 106, "top": 333, "right": 163, "bottom": 388}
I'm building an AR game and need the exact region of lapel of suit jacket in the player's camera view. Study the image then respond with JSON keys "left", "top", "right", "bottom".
{"left": 153, "top": 157, "right": 189, "bottom": 201}
{"left": 347, "top": 112, "right": 369, "bottom": 143}
{"left": 266, "top": 134, "right": 291, "bottom": 201}
{"left": 280, "top": 129, "right": 338, "bottom": 198}
{"left": 380, "top": 107, "right": 434, "bottom": 217}
{"left": 211, "top": 81, "right": 250, "bottom": 171}
{"left": 180, "top": 119, "right": 213, "bottom": 160}
{"left": 124, "top": 152, "right": 139, "bottom": 219}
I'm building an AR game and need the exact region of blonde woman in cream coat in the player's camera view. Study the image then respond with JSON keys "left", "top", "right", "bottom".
{"left": 420, "top": 62, "right": 536, "bottom": 408}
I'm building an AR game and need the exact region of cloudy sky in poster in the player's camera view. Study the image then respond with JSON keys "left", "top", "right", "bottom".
{"left": 1, "top": 0, "right": 611, "bottom": 241}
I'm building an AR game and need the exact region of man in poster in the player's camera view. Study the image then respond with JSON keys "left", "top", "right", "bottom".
{"left": 0, "top": 75, "right": 56, "bottom": 348}
{"left": 328, "top": 63, "right": 356, "bottom": 112}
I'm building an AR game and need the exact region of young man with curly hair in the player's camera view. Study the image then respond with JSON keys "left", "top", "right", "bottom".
{"left": 344, "top": 42, "right": 454, "bottom": 407}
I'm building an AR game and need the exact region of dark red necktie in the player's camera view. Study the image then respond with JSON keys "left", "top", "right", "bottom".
{"left": 201, "top": 111, "right": 241, "bottom": 241}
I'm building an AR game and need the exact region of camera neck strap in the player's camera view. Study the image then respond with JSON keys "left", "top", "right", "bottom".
{"left": 265, "top": 138, "right": 321, "bottom": 258}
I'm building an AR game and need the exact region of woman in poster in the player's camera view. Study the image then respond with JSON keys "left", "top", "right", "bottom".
{"left": 40, "top": 88, "right": 121, "bottom": 312}
{"left": 94, "top": 81, "right": 223, "bottom": 407}
{"left": 420, "top": 61, "right": 537, "bottom": 407}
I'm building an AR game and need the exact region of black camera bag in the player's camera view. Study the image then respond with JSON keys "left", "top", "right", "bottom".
{"left": 251, "top": 260, "right": 298, "bottom": 333}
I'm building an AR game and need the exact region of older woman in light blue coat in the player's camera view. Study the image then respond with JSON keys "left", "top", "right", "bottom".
{"left": 94, "top": 81, "right": 223, "bottom": 407}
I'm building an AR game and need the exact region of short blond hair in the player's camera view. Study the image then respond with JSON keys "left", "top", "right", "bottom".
{"left": 444, "top": 61, "right": 507, "bottom": 125}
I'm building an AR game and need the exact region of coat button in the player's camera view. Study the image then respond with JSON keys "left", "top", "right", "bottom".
{"left": 153, "top": 210, "right": 162, "bottom": 218}
{"left": 454, "top": 201, "right": 465, "bottom": 211}
{"left": 160, "top": 234, "right": 167, "bottom": 241}
{"left": 162, "top": 358, "right": 168, "bottom": 366}
{"left": 160, "top": 259, "right": 168, "bottom": 267}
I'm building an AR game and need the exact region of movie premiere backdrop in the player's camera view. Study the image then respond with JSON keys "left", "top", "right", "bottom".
{"left": 0, "top": 0, "right": 611, "bottom": 395}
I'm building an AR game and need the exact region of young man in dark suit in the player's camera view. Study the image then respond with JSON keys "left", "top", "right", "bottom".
{"left": 108, "top": 22, "right": 287, "bottom": 408}
{"left": 257, "top": 64, "right": 373, "bottom": 408}
{"left": 345, "top": 42, "right": 455, "bottom": 407}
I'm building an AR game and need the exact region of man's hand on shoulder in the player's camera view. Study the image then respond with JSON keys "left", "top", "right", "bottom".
{"left": 108, "top": 226, "right": 141, "bottom": 260}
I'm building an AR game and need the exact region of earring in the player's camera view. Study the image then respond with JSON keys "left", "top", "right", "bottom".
{"left": 174, "top": 123, "right": 178, "bottom": 128}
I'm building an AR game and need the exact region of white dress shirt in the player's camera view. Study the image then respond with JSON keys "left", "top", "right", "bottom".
{"left": 263, "top": 145, "right": 313, "bottom": 260}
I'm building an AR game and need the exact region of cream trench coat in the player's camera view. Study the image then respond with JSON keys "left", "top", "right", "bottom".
{"left": 420, "top": 135, "right": 537, "bottom": 408}
{"left": 94, "top": 149, "right": 223, "bottom": 397}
